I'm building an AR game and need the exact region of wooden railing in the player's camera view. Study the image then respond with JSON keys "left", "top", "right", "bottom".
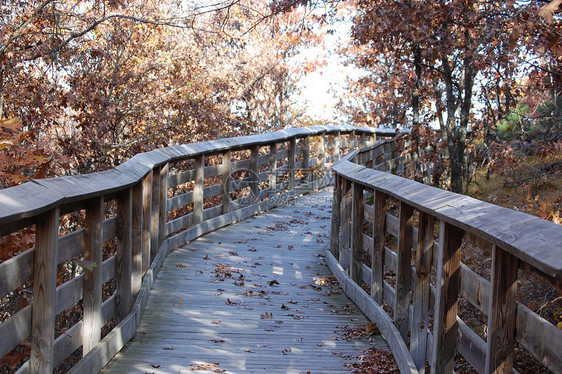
{"left": 0, "top": 125, "right": 395, "bottom": 374}
{"left": 328, "top": 140, "right": 562, "bottom": 374}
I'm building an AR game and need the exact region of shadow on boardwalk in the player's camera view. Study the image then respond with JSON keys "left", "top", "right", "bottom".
{"left": 101, "top": 189, "right": 389, "bottom": 374}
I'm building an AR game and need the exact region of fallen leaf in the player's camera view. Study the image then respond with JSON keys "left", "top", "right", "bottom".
{"left": 261, "top": 312, "right": 273, "bottom": 319}
{"left": 211, "top": 320, "right": 221, "bottom": 324}
{"left": 268, "top": 280, "right": 280, "bottom": 286}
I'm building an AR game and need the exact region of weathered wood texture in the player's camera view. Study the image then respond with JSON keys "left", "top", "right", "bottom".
{"left": 100, "top": 190, "right": 389, "bottom": 374}
{"left": 0, "top": 126, "right": 395, "bottom": 374}
{"left": 330, "top": 138, "right": 562, "bottom": 374}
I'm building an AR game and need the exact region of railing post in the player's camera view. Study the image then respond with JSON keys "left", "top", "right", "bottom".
{"left": 371, "top": 190, "right": 386, "bottom": 304}
{"left": 431, "top": 221, "right": 463, "bottom": 374}
{"left": 222, "top": 150, "right": 232, "bottom": 214}
{"left": 330, "top": 174, "right": 341, "bottom": 258}
{"left": 395, "top": 201, "right": 413, "bottom": 340}
{"left": 268, "top": 143, "right": 277, "bottom": 194}
{"left": 142, "top": 171, "right": 152, "bottom": 274}
{"left": 158, "top": 163, "right": 168, "bottom": 247}
{"left": 194, "top": 155, "right": 204, "bottom": 224}
{"left": 339, "top": 178, "right": 352, "bottom": 270}
{"left": 250, "top": 145, "right": 259, "bottom": 200}
{"left": 350, "top": 182, "right": 364, "bottom": 283}
{"left": 485, "top": 245, "right": 518, "bottom": 374}
{"left": 150, "top": 166, "right": 161, "bottom": 261}
{"left": 334, "top": 131, "right": 341, "bottom": 162}
{"left": 30, "top": 207, "right": 59, "bottom": 374}
{"left": 116, "top": 188, "right": 133, "bottom": 320}
{"left": 318, "top": 132, "right": 326, "bottom": 176}
{"left": 83, "top": 197, "right": 103, "bottom": 356}
{"left": 351, "top": 130, "right": 357, "bottom": 150}
{"left": 303, "top": 136, "right": 310, "bottom": 183}
{"left": 411, "top": 211, "right": 434, "bottom": 374}
{"left": 359, "top": 132, "right": 366, "bottom": 148}
{"left": 131, "top": 181, "right": 143, "bottom": 299}
{"left": 289, "top": 137, "right": 296, "bottom": 190}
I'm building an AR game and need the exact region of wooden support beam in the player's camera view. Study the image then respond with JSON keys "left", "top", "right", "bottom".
{"left": 288, "top": 137, "right": 296, "bottom": 189}
{"left": 371, "top": 190, "right": 387, "bottom": 304}
{"left": 250, "top": 145, "right": 259, "bottom": 200}
{"left": 339, "top": 178, "right": 352, "bottom": 270}
{"left": 303, "top": 136, "right": 310, "bottom": 182}
{"left": 431, "top": 221, "right": 463, "bottom": 374}
{"left": 395, "top": 201, "right": 413, "bottom": 341}
{"left": 83, "top": 197, "right": 103, "bottom": 355}
{"left": 334, "top": 132, "right": 341, "bottom": 162}
{"left": 318, "top": 132, "right": 326, "bottom": 174}
{"left": 142, "top": 171, "right": 152, "bottom": 275}
{"left": 351, "top": 182, "right": 364, "bottom": 284}
{"left": 193, "top": 155, "right": 204, "bottom": 224}
{"left": 485, "top": 245, "right": 518, "bottom": 374}
{"left": 268, "top": 143, "right": 277, "bottom": 193}
{"left": 222, "top": 150, "right": 232, "bottom": 214}
{"left": 116, "top": 188, "right": 133, "bottom": 320}
{"left": 330, "top": 175, "right": 341, "bottom": 258}
{"left": 150, "top": 166, "right": 161, "bottom": 262}
{"left": 411, "top": 211, "right": 434, "bottom": 373}
{"left": 131, "top": 181, "right": 143, "bottom": 299}
{"left": 30, "top": 208, "right": 59, "bottom": 374}
{"left": 158, "top": 163, "right": 168, "bottom": 247}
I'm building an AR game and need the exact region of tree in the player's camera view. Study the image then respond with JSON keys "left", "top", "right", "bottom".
{"left": 341, "top": 0, "right": 560, "bottom": 193}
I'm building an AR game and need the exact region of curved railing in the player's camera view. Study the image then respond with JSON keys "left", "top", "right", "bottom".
{"left": 328, "top": 140, "right": 562, "bottom": 374}
{"left": 0, "top": 125, "right": 395, "bottom": 374}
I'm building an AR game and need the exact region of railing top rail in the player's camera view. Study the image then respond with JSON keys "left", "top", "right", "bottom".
{"left": 332, "top": 148, "right": 562, "bottom": 287}
{"left": 0, "top": 125, "right": 394, "bottom": 225}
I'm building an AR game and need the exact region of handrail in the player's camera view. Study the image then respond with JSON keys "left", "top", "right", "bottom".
{"left": 0, "top": 125, "right": 395, "bottom": 374}
{"left": 329, "top": 140, "right": 562, "bottom": 374}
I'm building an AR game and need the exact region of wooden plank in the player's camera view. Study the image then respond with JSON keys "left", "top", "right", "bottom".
{"left": 116, "top": 189, "right": 133, "bottom": 320}
{"left": 516, "top": 303, "right": 562, "bottom": 373}
{"left": 331, "top": 163, "right": 562, "bottom": 284}
{"left": 324, "top": 250, "right": 419, "bottom": 374}
{"left": 350, "top": 182, "right": 364, "bottom": 284}
{"left": 150, "top": 166, "right": 161, "bottom": 262}
{"left": 131, "top": 181, "right": 143, "bottom": 299}
{"left": 167, "top": 169, "right": 193, "bottom": 188}
{"left": 142, "top": 172, "right": 152, "bottom": 275}
{"left": 101, "top": 189, "right": 392, "bottom": 374}
{"left": 158, "top": 163, "right": 168, "bottom": 247}
{"left": 193, "top": 155, "right": 204, "bottom": 224}
{"left": 268, "top": 143, "right": 277, "bottom": 193}
{"left": 0, "top": 305, "right": 31, "bottom": 360}
{"left": 372, "top": 190, "right": 387, "bottom": 304}
{"left": 411, "top": 211, "right": 434, "bottom": 374}
{"left": 485, "top": 245, "right": 518, "bottom": 374}
{"left": 318, "top": 132, "right": 326, "bottom": 173}
{"left": 334, "top": 131, "right": 341, "bottom": 161}
{"left": 167, "top": 191, "right": 193, "bottom": 212}
{"left": 222, "top": 150, "right": 232, "bottom": 214}
{"left": 250, "top": 145, "right": 259, "bottom": 200}
{"left": 339, "top": 178, "right": 352, "bottom": 270}
{"left": 30, "top": 207, "right": 59, "bottom": 374}
{"left": 329, "top": 175, "right": 341, "bottom": 258}
{"left": 83, "top": 197, "right": 104, "bottom": 355}
{"left": 395, "top": 201, "right": 414, "bottom": 341}
{"left": 303, "top": 136, "right": 310, "bottom": 182}
{"left": 431, "top": 221, "right": 463, "bottom": 374}
{"left": 288, "top": 137, "right": 296, "bottom": 189}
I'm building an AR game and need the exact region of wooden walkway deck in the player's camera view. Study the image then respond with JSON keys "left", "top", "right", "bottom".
{"left": 100, "top": 189, "right": 389, "bottom": 374}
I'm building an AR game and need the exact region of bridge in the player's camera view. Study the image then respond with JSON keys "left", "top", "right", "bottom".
{"left": 0, "top": 126, "right": 560, "bottom": 374}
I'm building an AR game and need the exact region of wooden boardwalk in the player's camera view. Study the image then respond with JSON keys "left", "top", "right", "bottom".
{"left": 100, "top": 189, "right": 389, "bottom": 374}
